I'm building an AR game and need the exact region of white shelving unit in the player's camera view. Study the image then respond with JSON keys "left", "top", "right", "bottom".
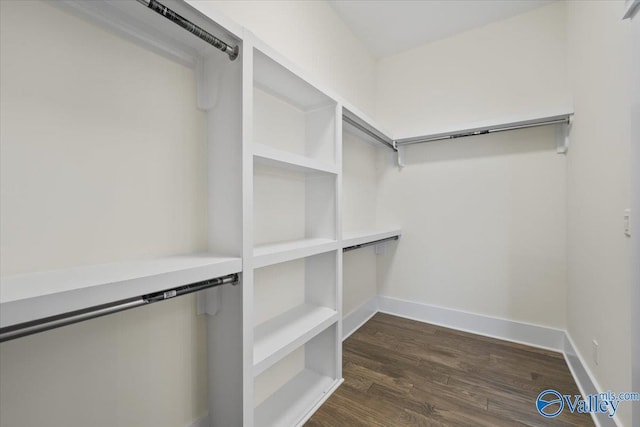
{"left": 246, "top": 41, "right": 343, "bottom": 427}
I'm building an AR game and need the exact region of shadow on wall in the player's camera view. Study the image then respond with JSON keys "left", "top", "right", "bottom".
{"left": 401, "top": 125, "right": 558, "bottom": 166}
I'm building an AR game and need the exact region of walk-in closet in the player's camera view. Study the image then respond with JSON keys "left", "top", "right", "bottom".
{"left": 1, "top": 1, "right": 638, "bottom": 427}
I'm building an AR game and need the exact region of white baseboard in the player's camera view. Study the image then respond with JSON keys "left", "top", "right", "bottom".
{"left": 185, "top": 414, "right": 209, "bottom": 427}
{"left": 377, "top": 295, "right": 565, "bottom": 352}
{"left": 563, "top": 334, "right": 620, "bottom": 427}
{"left": 342, "top": 296, "right": 378, "bottom": 340}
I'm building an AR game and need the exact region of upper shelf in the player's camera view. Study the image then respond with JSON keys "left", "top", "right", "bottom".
{"left": 0, "top": 255, "right": 242, "bottom": 328}
{"left": 394, "top": 108, "right": 574, "bottom": 151}
{"left": 254, "top": 49, "right": 334, "bottom": 112}
{"left": 342, "top": 229, "right": 402, "bottom": 250}
{"left": 342, "top": 107, "right": 396, "bottom": 152}
{"left": 57, "top": 0, "right": 241, "bottom": 68}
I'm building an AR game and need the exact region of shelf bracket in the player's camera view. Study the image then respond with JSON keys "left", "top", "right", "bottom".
{"left": 196, "top": 55, "right": 225, "bottom": 111}
{"left": 395, "top": 141, "right": 406, "bottom": 168}
{"left": 556, "top": 116, "right": 572, "bottom": 154}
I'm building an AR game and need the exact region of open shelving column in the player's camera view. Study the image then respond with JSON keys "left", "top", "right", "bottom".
{"left": 245, "top": 44, "right": 343, "bottom": 427}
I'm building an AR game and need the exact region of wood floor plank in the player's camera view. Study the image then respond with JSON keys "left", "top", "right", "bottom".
{"left": 306, "top": 313, "right": 595, "bottom": 427}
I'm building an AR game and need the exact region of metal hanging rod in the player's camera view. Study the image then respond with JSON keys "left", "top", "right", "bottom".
{"left": 395, "top": 113, "right": 572, "bottom": 147}
{"left": 343, "top": 109, "right": 396, "bottom": 152}
{"left": 136, "top": 0, "right": 239, "bottom": 60}
{"left": 343, "top": 236, "right": 399, "bottom": 252}
{"left": 0, "top": 273, "right": 239, "bottom": 343}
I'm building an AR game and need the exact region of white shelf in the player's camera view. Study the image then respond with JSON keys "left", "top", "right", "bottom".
{"left": 394, "top": 108, "right": 574, "bottom": 142}
{"left": 254, "top": 304, "right": 338, "bottom": 376}
{"left": 342, "top": 228, "right": 402, "bottom": 249}
{"left": 254, "top": 369, "right": 340, "bottom": 427}
{"left": 57, "top": 0, "right": 241, "bottom": 68}
{"left": 253, "top": 144, "right": 337, "bottom": 175}
{"left": 254, "top": 48, "right": 333, "bottom": 112}
{"left": 253, "top": 238, "right": 338, "bottom": 269}
{"left": 343, "top": 106, "right": 395, "bottom": 151}
{"left": 0, "top": 255, "right": 242, "bottom": 328}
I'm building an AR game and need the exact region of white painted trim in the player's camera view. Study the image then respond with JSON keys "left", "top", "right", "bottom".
{"left": 185, "top": 414, "right": 209, "bottom": 427}
{"left": 563, "top": 334, "right": 621, "bottom": 427}
{"left": 377, "top": 295, "right": 565, "bottom": 352}
{"left": 342, "top": 296, "right": 378, "bottom": 340}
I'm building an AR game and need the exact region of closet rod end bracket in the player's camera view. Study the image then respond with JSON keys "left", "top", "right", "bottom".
{"left": 556, "top": 115, "right": 573, "bottom": 154}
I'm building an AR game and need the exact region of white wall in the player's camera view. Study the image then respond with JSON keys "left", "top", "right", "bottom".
{"left": 565, "top": 1, "right": 633, "bottom": 425}
{"left": 374, "top": 2, "right": 569, "bottom": 329}
{"left": 374, "top": 2, "right": 635, "bottom": 425}
{"left": 375, "top": 126, "right": 568, "bottom": 328}
{"left": 209, "top": 0, "right": 377, "bottom": 118}
{"left": 0, "top": 1, "right": 208, "bottom": 426}
{"left": 376, "top": 2, "right": 570, "bottom": 137}
{"left": 631, "top": 6, "right": 640, "bottom": 425}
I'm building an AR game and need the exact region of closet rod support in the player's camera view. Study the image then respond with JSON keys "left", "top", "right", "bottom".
{"left": 0, "top": 273, "right": 239, "bottom": 343}
{"left": 136, "top": 0, "right": 239, "bottom": 60}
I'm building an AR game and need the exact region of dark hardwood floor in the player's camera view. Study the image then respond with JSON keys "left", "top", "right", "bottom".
{"left": 306, "top": 313, "right": 594, "bottom": 426}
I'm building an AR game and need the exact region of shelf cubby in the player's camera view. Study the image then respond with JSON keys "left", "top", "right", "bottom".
{"left": 253, "top": 250, "right": 338, "bottom": 371}
{"left": 253, "top": 49, "right": 336, "bottom": 166}
{"left": 253, "top": 163, "right": 336, "bottom": 249}
{"left": 254, "top": 325, "right": 340, "bottom": 427}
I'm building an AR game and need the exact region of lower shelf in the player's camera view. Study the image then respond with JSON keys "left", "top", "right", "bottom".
{"left": 254, "top": 369, "right": 340, "bottom": 427}
{"left": 254, "top": 304, "right": 338, "bottom": 376}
